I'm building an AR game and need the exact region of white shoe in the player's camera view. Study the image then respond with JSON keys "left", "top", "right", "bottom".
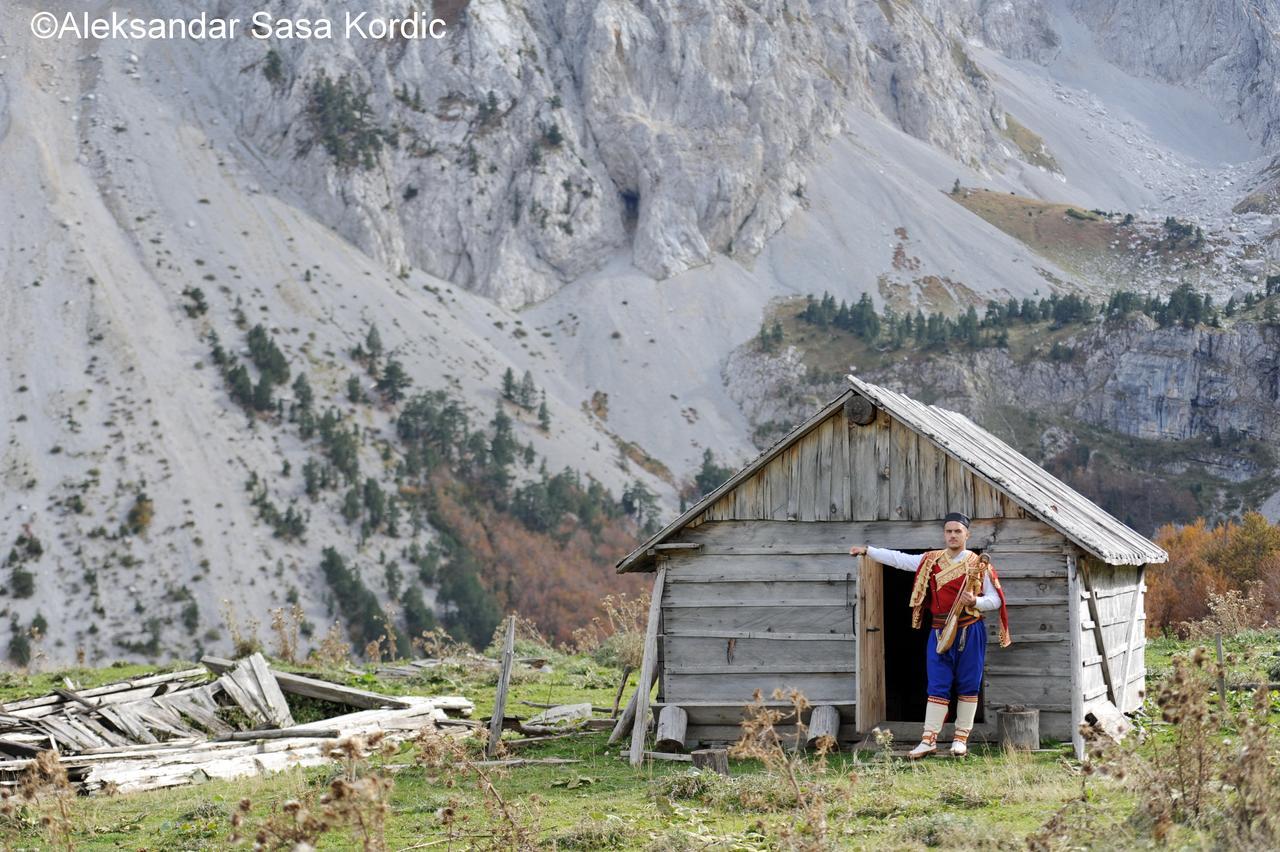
{"left": 951, "top": 734, "right": 969, "bottom": 757}
{"left": 908, "top": 735, "right": 937, "bottom": 760}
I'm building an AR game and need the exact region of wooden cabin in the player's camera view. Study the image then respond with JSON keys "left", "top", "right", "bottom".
{"left": 617, "top": 376, "right": 1167, "bottom": 760}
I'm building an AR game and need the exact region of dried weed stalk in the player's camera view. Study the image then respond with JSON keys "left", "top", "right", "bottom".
{"left": 309, "top": 621, "right": 353, "bottom": 669}
{"left": 0, "top": 750, "right": 76, "bottom": 851}
{"left": 269, "top": 604, "right": 304, "bottom": 664}
{"left": 1032, "top": 647, "right": 1280, "bottom": 848}
{"left": 728, "top": 688, "right": 843, "bottom": 850}
{"left": 414, "top": 727, "right": 541, "bottom": 850}
{"left": 229, "top": 733, "right": 396, "bottom": 851}
{"left": 220, "top": 598, "right": 263, "bottom": 658}
{"left": 570, "top": 592, "right": 649, "bottom": 668}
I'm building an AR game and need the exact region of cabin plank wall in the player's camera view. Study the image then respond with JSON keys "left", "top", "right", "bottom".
{"left": 693, "top": 409, "right": 1031, "bottom": 526}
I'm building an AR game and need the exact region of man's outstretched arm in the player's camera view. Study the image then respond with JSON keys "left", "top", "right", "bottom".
{"left": 848, "top": 545, "right": 923, "bottom": 572}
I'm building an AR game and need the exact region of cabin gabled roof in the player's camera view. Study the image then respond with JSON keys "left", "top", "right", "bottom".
{"left": 617, "top": 376, "right": 1168, "bottom": 573}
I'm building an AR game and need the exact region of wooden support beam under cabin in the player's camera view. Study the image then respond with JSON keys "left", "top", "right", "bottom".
{"left": 807, "top": 705, "right": 840, "bottom": 751}
{"left": 654, "top": 706, "right": 688, "bottom": 753}
{"left": 629, "top": 566, "right": 667, "bottom": 767}
{"left": 487, "top": 615, "right": 517, "bottom": 758}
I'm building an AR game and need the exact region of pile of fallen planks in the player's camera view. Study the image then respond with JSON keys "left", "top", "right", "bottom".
{"left": 0, "top": 653, "right": 473, "bottom": 795}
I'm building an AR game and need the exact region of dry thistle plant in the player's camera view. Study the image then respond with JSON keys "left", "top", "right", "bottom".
{"left": 309, "top": 621, "right": 353, "bottom": 669}
{"left": 728, "top": 689, "right": 839, "bottom": 850}
{"left": 220, "top": 598, "right": 263, "bottom": 657}
{"left": 232, "top": 735, "right": 396, "bottom": 851}
{"left": 413, "top": 727, "right": 541, "bottom": 850}
{"left": 570, "top": 592, "right": 648, "bottom": 668}
{"left": 0, "top": 750, "right": 76, "bottom": 851}
{"left": 1180, "top": 588, "right": 1266, "bottom": 639}
{"left": 269, "top": 604, "right": 304, "bottom": 663}
{"left": 228, "top": 795, "right": 330, "bottom": 850}
{"left": 411, "top": 627, "right": 467, "bottom": 659}
{"left": 1033, "top": 647, "right": 1280, "bottom": 848}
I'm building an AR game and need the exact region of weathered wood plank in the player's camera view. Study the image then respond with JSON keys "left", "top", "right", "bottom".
{"left": 488, "top": 615, "right": 516, "bottom": 758}
{"left": 890, "top": 420, "right": 914, "bottom": 520}
{"left": 679, "top": 518, "right": 1063, "bottom": 552}
{"left": 973, "top": 478, "right": 1001, "bottom": 519}
{"left": 664, "top": 580, "right": 857, "bottom": 607}
{"left": 919, "top": 438, "right": 948, "bottom": 520}
{"left": 945, "top": 455, "right": 975, "bottom": 518}
{"left": 857, "top": 555, "right": 885, "bottom": 731}
{"left": 1078, "top": 560, "right": 1118, "bottom": 709}
{"left": 663, "top": 606, "right": 854, "bottom": 635}
{"left": 849, "top": 420, "right": 876, "bottom": 520}
{"left": 874, "top": 410, "right": 892, "bottom": 520}
{"left": 1117, "top": 567, "right": 1145, "bottom": 715}
{"left": 664, "top": 673, "right": 856, "bottom": 703}
{"left": 1067, "top": 554, "right": 1085, "bottom": 759}
{"left": 630, "top": 568, "right": 667, "bottom": 767}
{"left": 668, "top": 664, "right": 856, "bottom": 675}
{"left": 663, "top": 637, "right": 855, "bottom": 669}
{"left": 835, "top": 409, "right": 850, "bottom": 521}
{"left": 202, "top": 658, "right": 412, "bottom": 710}
{"left": 663, "top": 629, "right": 856, "bottom": 641}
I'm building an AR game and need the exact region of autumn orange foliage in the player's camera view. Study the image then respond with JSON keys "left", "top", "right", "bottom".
{"left": 431, "top": 479, "right": 646, "bottom": 645}
{"left": 1148, "top": 512, "right": 1280, "bottom": 636}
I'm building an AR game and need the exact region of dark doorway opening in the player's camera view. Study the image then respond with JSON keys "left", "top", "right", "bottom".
{"left": 882, "top": 564, "right": 929, "bottom": 722}
{"left": 880, "top": 555, "right": 985, "bottom": 724}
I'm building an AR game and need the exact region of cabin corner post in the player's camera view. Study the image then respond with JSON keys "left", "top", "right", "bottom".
{"left": 629, "top": 564, "right": 667, "bottom": 767}
{"left": 1067, "top": 552, "right": 1084, "bottom": 760}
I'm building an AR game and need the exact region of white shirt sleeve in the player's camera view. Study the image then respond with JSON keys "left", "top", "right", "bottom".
{"left": 865, "top": 546, "right": 924, "bottom": 573}
{"left": 975, "top": 572, "right": 1001, "bottom": 611}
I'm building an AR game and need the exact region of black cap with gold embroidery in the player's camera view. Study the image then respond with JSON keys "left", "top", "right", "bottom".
{"left": 943, "top": 512, "right": 970, "bottom": 528}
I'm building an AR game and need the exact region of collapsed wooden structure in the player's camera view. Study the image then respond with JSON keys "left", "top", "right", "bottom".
{"left": 617, "top": 377, "right": 1167, "bottom": 761}
{"left": 0, "top": 654, "right": 473, "bottom": 793}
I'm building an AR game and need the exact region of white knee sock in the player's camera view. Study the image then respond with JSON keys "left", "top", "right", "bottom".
{"left": 923, "top": 697, "right": 948, "bottom": 743}
{"left": 954, "top": 695, "right": 978, "bottom": 739}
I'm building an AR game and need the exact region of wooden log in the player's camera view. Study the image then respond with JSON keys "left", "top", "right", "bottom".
{"left": 807, "top": 705, "right": 840, "bottom": 751}
{"left": 997, "top": 708, "right": 1040, "bottom": 751}
{"left": 844, "top": 393, "right": 876, "bottom": 426}
{"left": 629, "top": 567, "right": 667, "bottom": 767}
{"left": 654, "top": 706, "right": 688, "bottom": 753}
{"left": 487, "top": 615, "right": 517, "bottom": 759}
{"left": 213, "top": 729, "right": 339, "bottom": 742}
{"left": 691, "top": 748, "right": 730, "bottom": 776}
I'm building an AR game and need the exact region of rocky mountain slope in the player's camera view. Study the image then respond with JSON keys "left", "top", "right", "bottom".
{"left": 4, "top": 0, "right": 1280, "bottom": 663}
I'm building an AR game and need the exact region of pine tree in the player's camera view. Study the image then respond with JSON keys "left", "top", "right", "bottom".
{"left": 365, "top": 324, "right": 383, "bottom": 360}
{"left": 537, "top": 392, "right": 551, "bottom": 431}
{"left": 376, "top": 358, "right": 412, "bottom": 403}
{"left": 518, "top": 370, "right": 537, "bottom": 408}
{"left": 501, "top": 367, "right": 516, "bottom": 401}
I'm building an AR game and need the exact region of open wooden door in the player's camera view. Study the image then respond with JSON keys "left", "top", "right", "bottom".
{"left": 856, "top": 555, "right": 886, "bottom": 732}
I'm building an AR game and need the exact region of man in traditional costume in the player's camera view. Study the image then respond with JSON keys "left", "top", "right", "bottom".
{"left": 849, "top": 512, "right": 1010, "bottom": 758}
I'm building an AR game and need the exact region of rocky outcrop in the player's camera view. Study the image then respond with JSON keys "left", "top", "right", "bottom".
{"left": 173, "top": 0, "right": 1014, "bottom": 306}
{"left": 1066, "top": 0, "right": 1280, "bottom": 146}
{"left": 728, "top": 316, "right": 1280, "bottom": 448}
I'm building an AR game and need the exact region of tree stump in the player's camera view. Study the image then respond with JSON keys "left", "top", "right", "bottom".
{"left": 806, "top": 705, "right": 840, "bottom": 751}
{"left": 997, "top": 707, "right": 1040, "bottom": 751}
{"left": 691, "top": 748, "right": 729, "bottom": 776}
{"left": 655, "top": 706, "right": 688, "bottom": 753}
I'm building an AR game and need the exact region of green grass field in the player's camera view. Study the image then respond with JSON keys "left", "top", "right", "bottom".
{"left": 0, "top": 632, "right": 1274, "bottom": 850}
